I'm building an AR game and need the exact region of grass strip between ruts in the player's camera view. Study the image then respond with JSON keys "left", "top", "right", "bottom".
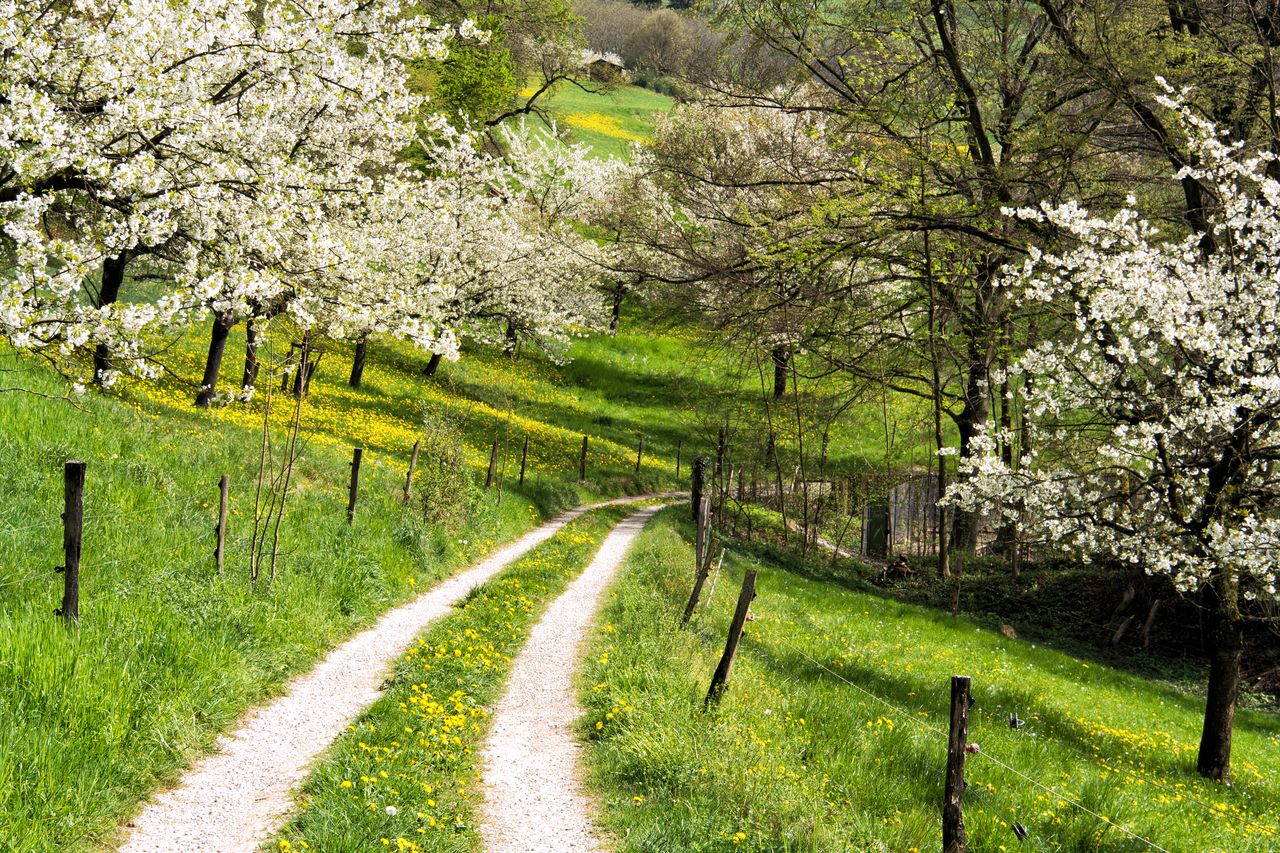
{"left": 272, "top": 503, "right": 639, "bottom": 853}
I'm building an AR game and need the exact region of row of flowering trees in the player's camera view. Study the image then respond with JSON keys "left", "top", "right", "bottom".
{"left": 0, "top": 0, "right": 622, "bottom": 400}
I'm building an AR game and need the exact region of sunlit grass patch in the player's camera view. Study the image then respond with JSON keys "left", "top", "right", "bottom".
{"left": 582, "top": 507, "right": 1280, "bottom": 852}
{"left": 563, "top": 112, "right": 647, "bottom": 143}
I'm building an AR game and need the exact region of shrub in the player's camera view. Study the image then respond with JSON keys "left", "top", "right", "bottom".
{"left": 416, "top": 413, "right": 478, "bottom": 529}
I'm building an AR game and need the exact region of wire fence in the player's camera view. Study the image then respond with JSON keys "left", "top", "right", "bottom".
{"left": 788, "top": 645, "right": 1177, "bottom": 850}
{"left": 784, "top": 640, "right": 1279, "bottom": 852}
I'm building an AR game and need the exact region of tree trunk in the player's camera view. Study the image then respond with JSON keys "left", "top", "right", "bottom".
{"left": 924, "top": 229, "right": 950, "bottom": 578}
{"left": 349, "top": 336, "right": 368, "bottom": 387}
{"left": 610, "top": 283, "right": 625, "bottom": 333}
{"left": 948, "top": 353, "right": 991, "bottom": 553}
{"left": 241, "top": 318, "right": 260, "bottom": 392}
{"left": 503, "top": 319, "right": 518, "bottom": 358}
{"left": 92, "top": 253, "right": 129, "bottom": 384}
{"left": 771, "top": 345, "right": 789, "bottom": 398}
{"left": 195, "top": 311, "right": 236, "bottom": 408}
{"left": 422, "top": 352, "right": 442, "bottom": 377}
{"left": 1197, "top": 577, "right": 1243, "bottom": 782}
{"left": 994, "top": 341, "right": 1017, "bottom": 565}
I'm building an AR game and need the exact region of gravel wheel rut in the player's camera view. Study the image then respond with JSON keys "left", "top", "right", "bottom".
{"left": 479, "top": 504, "right": 662, "bottom": 853}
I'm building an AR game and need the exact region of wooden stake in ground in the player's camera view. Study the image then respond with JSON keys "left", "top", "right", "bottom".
{"left": 347, "top": 447, "right": 363, "bottom": 524}
{"left": 635, "top": 434, "right": 644, "bottom": 474}
{"left": 705, "top": 568, "right": 756, "bottom": 706}
{"left": 943, "top": 675, "right": 972, "bottom": 853}
{"left": 578, "top": 435, "right": 589, "bottom": 481}
{"left": 694, "top": 494, "right": 710, "bottom": 577}
{"left": 58, "top": 460, "right": 86, "bottom": 621}
{"left": 691, "top": 455, "right": 709, "bottom": 522}
{"left": 485, "top": 434, "right": 499, "bottom": 489}
{"left": 518, "top": 435, "right": 529, "bottom": 487}
{"left": 215, "top": 474, "right": 229, "bottom": 573}
{"left": 676, "top": 440, "right": 682, "bottom": 478}
{"left": 682, "top": 528, "right": 716, "bottom": 625}
{"left": 403, "top": 440, "right": 420, "bottom": 503}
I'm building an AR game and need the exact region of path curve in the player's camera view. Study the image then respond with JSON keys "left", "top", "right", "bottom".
{"left": 479, "top": 504, "right": 663, "bottom": 853}
{"left": 119, "top": 495, "right": 671, "bottom": 853}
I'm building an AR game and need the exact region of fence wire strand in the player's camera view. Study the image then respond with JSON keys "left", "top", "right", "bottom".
{"left": 0, "top": 571, "right": 56, "bottom": 590}
{"left": 82, "top": 529, "right": 209, "bottom": 571}
{"left": 1, "top": 492, "right": 207, "bottom": 536}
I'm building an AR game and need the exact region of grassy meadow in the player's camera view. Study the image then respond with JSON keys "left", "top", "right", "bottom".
{"left": 580, "top": 508, "right": 1280, "bottom": 853}
{"left": 520, "top": 81, "right": 675, "bottom": 160}
{"left": 0, "top": 308, "right": 699, "bottom": 850}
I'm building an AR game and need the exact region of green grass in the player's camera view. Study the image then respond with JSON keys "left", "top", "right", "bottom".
{"left": 580, "top": 507, "right": 1280, "bottom": 853}
{"left": 0, "top": 359, "right": 564, "bottom": 851}
{"left": 521, "top": 80, "right": 674, "bottom": 160}
{"left": 0, "top": 300, "right": 702, "bottom": 849}
{"left": 272, "top": 503, "right": 637, "bottom": 852}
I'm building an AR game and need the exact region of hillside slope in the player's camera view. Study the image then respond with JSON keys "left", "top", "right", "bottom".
{"left": 0, "top": 312, "right": 698, "bottom": 850}
{"left": 521, "top": 81, "right": 674, "bottom": 159}
{"left": 581, "top": 508, "right": 1280, "bottom": 852}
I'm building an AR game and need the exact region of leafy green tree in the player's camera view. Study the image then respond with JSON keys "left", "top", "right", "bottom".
{"left": 435, "top": 17, "right": 518, "bottom": 123}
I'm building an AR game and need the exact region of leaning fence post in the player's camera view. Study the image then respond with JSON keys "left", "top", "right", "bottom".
{"left": 58, "top": 460, "right": 86, "bottom": 621}
{"left": 485, "top": 434, "right": 499, "bottom": 489}
{"left": 705, "top": 568, "right": 757, "bottom": 706}
{"left": 943, "top": 675, "right": 973, "bottom": 853}
{"left": 518, "top": 435, "right": 529, "bottom": 486}
{"left": 347, "top": 447, "right": 363, "bottom": 523}
{"left": 578, "top": 435, "right": 589, "bottom": 481}
{"left": 215, "top": 474, "right": 229, "bottom": 573}
{"left": 675, "top": 439, "right": 682, "bottom": 478}
{"left": 682, "top": 529, "right": 716, "bottom": 625}
{"left": 403, "top": 439, "right": 420, "bottom": 503}
{"left": 635, "top": 434, "right": 644, "bottom": 474}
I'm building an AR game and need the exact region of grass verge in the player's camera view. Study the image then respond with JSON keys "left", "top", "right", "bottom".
{"left": 580, "top": 507, "right": 1280, "bottom": 853}
{"left": 271, "top": 502, "right": 638, "bottom": 853}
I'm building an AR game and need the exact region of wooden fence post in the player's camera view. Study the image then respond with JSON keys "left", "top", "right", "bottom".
{"left": 518, "top": 435, "right": 529, "bottom": 486}
{"left": 58, "top": 460, "right": 86, "bottom": 621}
{"left": 635, "top": 434, "right": 644, "bottom": 474}
{"left": 215, "top": 474, "right": 229, "bottom": 573}
{"left": 694, "top": 494, "right": 710, "bottom": 576}
{"left": 682, "top": 527, "right": 716, "bottom": 625}
{"left": 691, "top": 455, "right": 709, "bottom": 521}
{"left": 676, "top": 440, "right": 682, "bottom": 478}
{"left": 578, "top": 435, "right": 589, "bottom": 481}
{"left": 347, "top": 447, "right": 363, "bottom": 523}
{"left": 403, "top": 439, "right": 420, "bottom": 503}
{"left": 943, "top": 675, "right": 972, "bottom": 853}
{"left": 485, "top": 434, "right": 499, "bottom": 489}
{"left": 705, "top": 568, "right": 757, "bottom": 706}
